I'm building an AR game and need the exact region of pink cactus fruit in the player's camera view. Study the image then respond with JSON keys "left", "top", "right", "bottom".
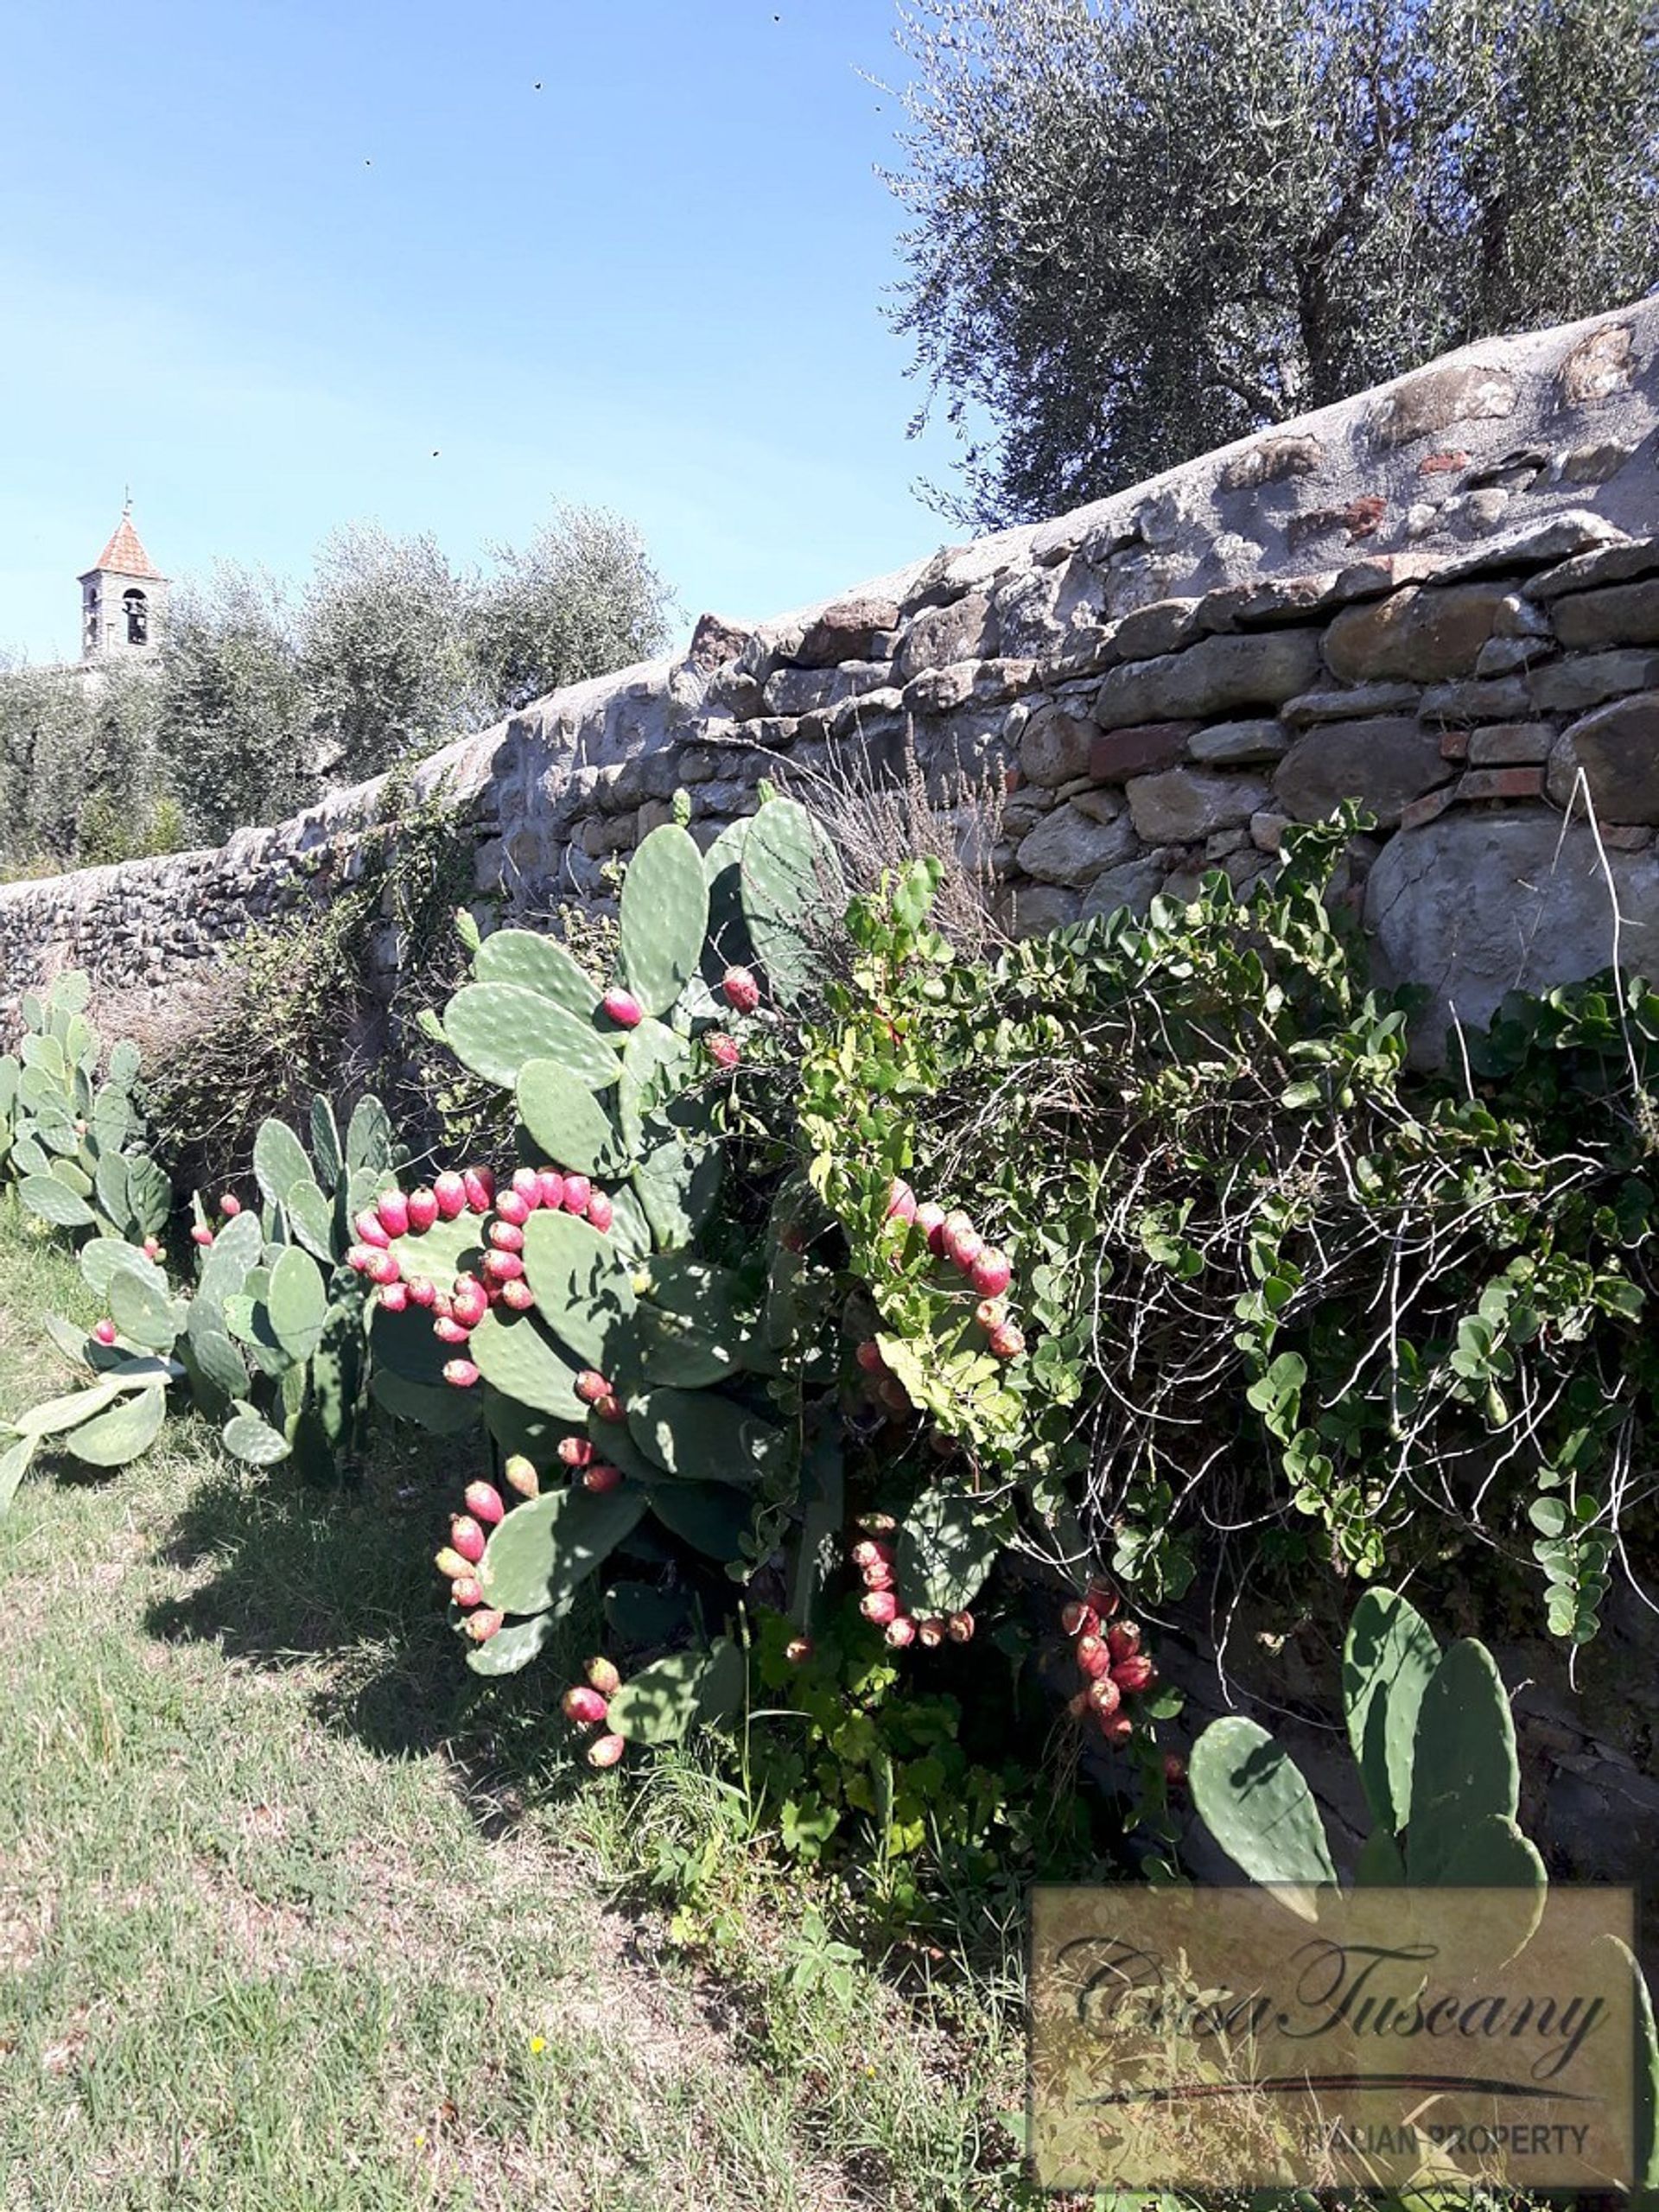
{"left": 451, "top": 1576, "right": 483, "bottom": 1609}
{"left": 482, "top": 1249, "right": 524, "bottom": 1285}
{"left": 434, "top": 1316, "right": 471, "bottom": 1346}
{"left": 561, "top": 1174, "right": 593, "bottom": 1216}
{"left": 563, "top": 1685, "right": 610, "bottom": 1728}
{"left": 885, "top": 1614, "right": 918, "bottom": 1649}
{"left": 464, "top": 1609, "right": 505, "bottom": 1644}
{"left": 969, "top": 1248, "right": 1011, "bottom": 1299}
{"left": 500, "top": 1278, "right": 536, "bottom": 1312}
{"left": 946, "top": 1611, "right": 975, "bottom": 1643}
{"left": 582, "top": 1465, "right": 623, "bottom": 1494}
{"left": 575, "top": 1370, "right": 610, "bottom": 1406}
{"left": 855, "top": 1340, "right": 887, "bottom": 1376}
{"left": 706, "top": 1033, "right": 741, "bottom": 1071}
{"left": 587, "top": 1732, "right": 626, "bottom": 1768}
{"left": 433, "top": 1172, "right": 467, "bottom": 1220}
{"left": 365, "top": 1250, "right": 402, "bottom": 1287}
{"left": 1111, "top": 1654, "right": 1157, "bottom": 1695}
{"left": 917, "top": 1617, "right": 947, "bottom": 1649}
{"left": 503, "top": 1454, "right": 540, "bottom": 1499}
{"left": 986, "top": 1320, "right": 1026, "bottom": 1359}
{"left": 379, "top": 1281, "right": 409, "bottom": 1314}
{"left": 142, "top": 1236, "right": 162, "bottom": 1261}
{"left": 406, "top": 1186, "right": 439, "bottom": 1233}
{"left": 586, "top": 1190, "right": 613, "bottom": 1233}
{"left": 587, "top": 1656, "right": 622, "bottom": 1697}
{"left": 219, "top": 1192, "right": 242, "bottom": 1218}
{"left": 1087, "top": 1675, "right": 1122, "bottom": 1718}
{"left": 1061, "top": 1600, "right": 1099, "bottom": 1640}
{"left": 92, "top": 1318, "right": 118, "bottom": 1346}
{"left": 191, "top": 1225, "right": 214, "bottom": 1248}
{"left": 406, "top": 1275, "right": 437, "bottom": 1308}
{"left": 915, "top": 1202, "right": 948, "bottom": 1255}
{"left": 594, "top": 1394, "right": 626, "bottom": 1425}
{"left": 721, "top": 965, "right": 760, "bottom": 1014}
{"left": 558, "top": 1437, "right": 594, "bottom": 1469}
{"left": 495, "top": 1190, "right": 531, "bottom": 1229}
{"left": 602, "top": 988, "right": 644, "bottom": 1028}
{"left": 537, "top": 1169, "right": 566, "bottom": 1211}
{"left": 353, "top": 1208, "right": 391, "bottom": 1251}
{"left": 442, "top": 1358, "right": 480, "bottom": 1389}
{"left": 449, "top": 1515, "right": 486, "bottom": 1565}
{"left": 1106, "top": 1620, "right": 1141, "bottom": 1664}
{"left": 377, "top": 1189, "right": 411, "bottom": 1239}
{"left": 463, "top": 1481, "right": 505, "bottom": 1528}
{"left": 461, "top": 1166, "right": 495, "bottom": 1213}
{"left": 885, "top": 1179, "right": 917, "bottom": 1224}
{"left": 860, "top": 1589, "right": 899, "bottom": 1627}
{"left": 511, "top": 1167, "right": 543, "bottom": 1207}
{"left": 1075, "top": 1634, "right": 1111, "bottom": 1681}
{"left": 434, "top": 1546, "right": 473, "bottom": 1580}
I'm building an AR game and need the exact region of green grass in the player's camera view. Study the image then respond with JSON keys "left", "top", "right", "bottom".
{"left": 0, "top": 1202, "right": 1034, "bottom": 2211}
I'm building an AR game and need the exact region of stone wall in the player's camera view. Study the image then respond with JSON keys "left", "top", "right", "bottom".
{"left": 6, "top": 299, "right": 1659, "bottom": 1058}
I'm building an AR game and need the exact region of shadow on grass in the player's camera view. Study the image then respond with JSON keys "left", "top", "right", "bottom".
{"left": 137, "top": 1425, "right": 595, "bottom": 1831}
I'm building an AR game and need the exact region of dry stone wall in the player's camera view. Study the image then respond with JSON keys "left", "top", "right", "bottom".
{"left": 7, "top": 301, "right": 1659, "bottom": 1064}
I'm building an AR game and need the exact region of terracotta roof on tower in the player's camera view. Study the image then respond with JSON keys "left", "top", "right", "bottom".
{"left": 88, "top": 512, "right": 162, "bottom": 580}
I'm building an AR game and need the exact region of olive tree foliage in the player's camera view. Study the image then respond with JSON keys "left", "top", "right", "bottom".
{"left": 157, "top": 565, "right": 316, "bottom": 843}
{"left": 469, "top": 504, "right": 675, "bottom": 714}
{"left": 882, "top": 0, "right": 1659, "bottom": 528}
{"left": 0, "top": 658, "right": 174, "bottom": 875}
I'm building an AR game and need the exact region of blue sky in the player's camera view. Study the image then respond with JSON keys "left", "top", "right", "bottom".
{"left": 0, "top": 0, "right": 964, "bottom": 665}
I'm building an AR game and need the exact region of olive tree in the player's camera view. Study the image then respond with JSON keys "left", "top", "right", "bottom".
{"left": 883, "top": 0, "right": 1659, "bottom": 527}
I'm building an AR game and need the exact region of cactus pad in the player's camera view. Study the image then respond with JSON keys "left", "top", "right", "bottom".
{"left": 739, "top": 797, "right": 843, "bottom": 1006}
{"left": 1342, "top": 1586, "right": 1439, "bottom": 1836}
{"left": 475, "top": 929, "right": 602, "bottom": 1024}
{"left": 444, "top": 982, "right": 620, "bottom": 1092}
{"left": 521, "top": 1209, "right": 637, "bottom": 1371}
{"left": 620, "top": 824, "right": 709, "bottom": 1015}
{"left": 517, "top": 1058, "right": 621, "bottom": 1176}
{"left": 1187, "top": 1715, "right": 1338, "bottom": 1897}
{"left": 1405, "top": 1639, "right": 1520, "bottom": 1883}
{"left": 468, "top": 1309, "right": 587, "bottom": 1419}
{"left": 478, "top": 1483, "right": 647, "bottom": 1617}
{"left": 627, "top": 1387, "right": 789, "bottom": 1489}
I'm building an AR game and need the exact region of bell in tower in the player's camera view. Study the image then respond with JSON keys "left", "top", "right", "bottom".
{"left": 79, "top": 499, "right": 167, "bottom": 661}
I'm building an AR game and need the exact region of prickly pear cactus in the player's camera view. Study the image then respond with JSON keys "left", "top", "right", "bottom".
{"left": 1, "top": 970, "right": 168, "bottom": 1246}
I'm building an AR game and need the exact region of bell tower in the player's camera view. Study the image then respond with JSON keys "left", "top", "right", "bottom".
{"left": 79, "top": 499, "right": 166, "bottom": 661}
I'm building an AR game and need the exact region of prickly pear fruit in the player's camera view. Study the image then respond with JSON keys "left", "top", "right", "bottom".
{"left": 722, "top": 965, "right": 760, "bottom": 1014}
{"left": 946, "top": 1611, "right": 975, "bottom": 1643}
{"left": 885, "top": 1614, "right": 917, "bottom": 1648}
{"left": 562, "top": 1174, "right": 592, "bottom": 1216}
{"left": 461, "top": 1166, "right": 495, "bottom": 1213}
{"left": 602, "top": 988, "right": 643, "bottom": 1028}
{"left": 587, "top": 1732, "right": 626, "bottom": 1768}
{"left": 482, "top": 1249, "right": 524, "bottom": 1285}
{"left": 974, "top": 1298, "right": 1006, "bottom": 1332}
{"left": 1106, "top": 1621, "right": 1141, "bottom": 1664}
{"left": 449, "top": 1515, "right": 486, "bottom": 1563}
{"left": 495, "top": 1190, "right": 531, "bottom": 1229}
{"left": 142, "top": 1236, "right": 162, "bottom": 1260}
{"left": 1111, "top": 1654, "right": 1156, "bottom": 1695}
{"left": 503, "top": 1454, "right": 539, "bottom": 1498}
{"left": 558, "top": 1437, "right": 594, "bottom": 1468}
{"left": 594, "top": 1395, "right": 626, "bottom": 1425}
{"left": 969, "top": 1249, "right": 1011, "bottom": 1298}
{"left": 914, "top": 1200, "right": 947, "bottom": 1252}
{"left": 1087, "top": 1675, "right": 1122, "bottom": 1717}
{"left": 452, "top": 1279, "right": 489, "bottom": 1329}
{"left": 1164, "top": 1752, "right": 1187, "bottom": 1787}
{"left": 582, "top": 1465, "right": 623, "bottom": 1494}
{"left": 587, "top": 1657, "right": 622, "bottom": 1697}
{"left": 511, "top": 1167, "right": 543, "bottom": 1205}
{"left": 575, "top": 1370, "right": 610, "bottom": 1406}
{"left": 434, "top": 1172, "right": 467, "bottom": 1220}
{"left": 407, "top": 1187, "right": 439, "bottom": 1233}
{"left": 705, "top": 1033, "right": 740, "bottom": 1071}
{"left": 220, "top": 1192, "right": 242, "bottom": 1217}
{"left": 406, "top": 1275, "right": 437, "bottom": 1307}
{"left": 860, "top": 1588, "right": 899, "bottom": 1627}
{"left": 850, "top": 1538, "right": 893, "bottom": 1570}
{"left": 586, "top": 1191, "right": 613, "bottom": 1233}
{"left": 435, "top": 1546, "right": 472, "bottom": 1580}
{"left": 442, "top": 1358, "right": 480, "bottom": 1389}
{"left": 861, "top": 1560, "right": 895, "bottom": 1592}
{"left": 451, "top": 1577, "right": 483, "bottom": 1609}
{"left": 886, "top": 1179, "right": 917, "bottom": 1224}
{"left": 1086, "top": 1582, "right": 1121, "bottom": 1622}
{"left": 1061, "top": 1601, "right": 1099, "bottom": 1640}
{"left": 1076, "top": 1634, "right": 1110, "bottom": 1681}
{"left": 563, "top": 1686, "right": 609, "bottom": 1727}
{"left": 877, "top": 1376, "right": 911, "bottom": 1416}
{"left": 366, "top": 1249, "right": 402, "bottom": 1287}
{"left": 986, "top": 1320, "right": 1025, "bottom": 1359}
{"left": 464, "top": 1481, "right": 505, "bottom": 1527}
{"left": 353, "top": 1208, "right": 391, "bottom": 1250}
{"left": 380, "top": 1281, "right": 409, "bottom": 1314}
{"left": 487, "top": 1221, "right": 525, "bottom": 1253}
{"left": 464, "top": 1608, "right": 505, "bottom": 1643}
{"left": 92, "top": 1318, "right": 117, "bottom": 1346}
{"left": 945, "top": 1224, "right": 984, "bottom": 1273}
{"left": 377, "top": 1190, "right": 410, "bottom": 1238}
{"left": 537, "top": 1169, "right": 565, "bottom": 1211}
{"left": 855, "top": 1340, "right": 887, "bottom": 1376}
{"left": 1100, "top": 1712, "right": 1134, "bottom": 1747}
{"left": 917, "top": 1617, "right": 946, "bottom": 1649}
{"left": 500, "top": 1279, "right": 536, "bottom": 1312}
{"left": 191, "top": 1225, "right": 214, "bottom": 1248}
{"left": 434, "top": 1315, "right": 472, "bottom": 1345}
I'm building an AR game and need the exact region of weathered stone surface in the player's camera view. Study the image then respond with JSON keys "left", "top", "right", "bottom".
{"left": 1474, "top": 635, "right": 1552, "bottom": 677}
{"left": 1465, "top": 723, "right": 1556, "bottom": 767}
{"left": 1552, "top": 580, "right": 1659, "bottom": 652}
{"left": 762, "top": 660, "right": 892, "bottom": 719}
{"left": 1286, "top": 497, "right": 1387, "bottom": 553}
{"left": 1113, "top": 597, "right": 1202, "bottom": 660}
{"left": 684, "top": 612, "right": 753, "bottom": 674}
{"left": 1019, "top": 704, "right": 1098, "bottom": 787}
{"left": 1426, "top": 508, "right": 1627, "bottom": 582}
{"left": 1078, "top": 856, "right": 1166, "bottom": 919}
{"left": 1088, "top": 721, "right": 1199, "bottom": 784}
{"left": 1526, "top": 538, "right": 1659, "bottom": 601}
{"left": 1004, "top": 880, "right": 1082, "bottom": 937}
{"left": 1323, "top": 582, "right": 1507, "bottom": 683}
{"left": 1094, "top": 631, "right": 1323, "bottom": 728}
{"left": 1530, "top": 652, "right": 1659, "bottom": 715}
{"left": 1127, "top": 769, "right": 1270, "bottom": 844}
{"left": 1365, "top": 812, "right": 1659, "bottom": 1058}
{"left": 1274, "top": 719, "right": 1452, "bottom": 829}
{"left": 1420, "top": 677, "right": 1533, "bottom": 723}
{"left": 1281, "top": 682, "right": 1424, "bottom": 726}
{"left": 894, "top": 591, "right": 997, "bottom": 682}
{"left": 1187, "top": 718, "right": 1289, "bottom": 766}
{"left": 1196, "top": 572, "right": 1342, "bottom": 633}
{"left": 1556, "top": 440, "right": 1637, "bottom": 484}
{"left": 1547, "top": 694, "right": 1659, "bottom": 820}
{"left": 1558, "top": 321, "right": 1635, "bottom": 409}
{"left": 1459, "top": 766, "right": 1546, "bottom": 803}
{"left": 1014, "top": 802, "right": 1138, "bottom": 887}
{"left": 1370, "top": 362, "right": 1516, "bottom": 448}
{"left": 1216, "top": 434, "right": 1325, "bottom": 492}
